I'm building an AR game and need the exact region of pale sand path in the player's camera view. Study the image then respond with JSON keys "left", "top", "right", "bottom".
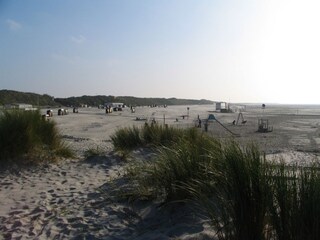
{"left": 0, "top": 156, "right": 129, "bottom": 239}
{"left": 0, "top": 154, "right": 214, "bottom": 240}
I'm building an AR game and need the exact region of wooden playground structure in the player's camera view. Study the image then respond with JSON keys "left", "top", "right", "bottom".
{"left": 233, "top": 112, "right": 247, "bottom": 125}
{"left": 205, "top": 114, "right": 239, "bottom": 136}
{"left": 257, "top": 118, "right": 273, "bottom": 133}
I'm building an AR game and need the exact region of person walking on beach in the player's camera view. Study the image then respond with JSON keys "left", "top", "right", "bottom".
{"left": 196, "top": 115, "right": 201, "bottom": 128}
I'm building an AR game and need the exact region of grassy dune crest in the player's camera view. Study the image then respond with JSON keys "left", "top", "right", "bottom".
{"left": 0, "top": 110, "right": 73, "bottom": 165}
{"left": 112, "top": 124, "right": 320, "bottom": 239}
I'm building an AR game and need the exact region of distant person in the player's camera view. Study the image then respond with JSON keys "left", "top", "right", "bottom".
{"left": 204, "top": 120, "right": 208, "bottom": 132}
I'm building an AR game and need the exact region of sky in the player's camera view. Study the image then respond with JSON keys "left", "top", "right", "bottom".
{"left": 1, "top": 0, "right": 320, "bottom": 104}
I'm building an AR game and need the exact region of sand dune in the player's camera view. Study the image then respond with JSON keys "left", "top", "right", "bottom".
{"left": 1, "top": 104, "right": 320, "bottom": 239}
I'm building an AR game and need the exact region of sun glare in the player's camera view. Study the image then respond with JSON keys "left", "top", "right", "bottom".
{"left": 256, "top": 0, "right": 320, "bottom": 103}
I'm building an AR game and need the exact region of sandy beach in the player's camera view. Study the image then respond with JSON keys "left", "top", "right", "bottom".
{"left": 1, "top": 104, "right": 320, "bottom": 239}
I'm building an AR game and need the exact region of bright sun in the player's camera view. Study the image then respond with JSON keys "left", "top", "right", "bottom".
{"left": 256, "top": 0, "right": 320, "bottom": 103}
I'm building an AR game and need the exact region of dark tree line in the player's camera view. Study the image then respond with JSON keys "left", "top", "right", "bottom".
{"left": 0, "top": 89, "right": 213, "bottom": 107}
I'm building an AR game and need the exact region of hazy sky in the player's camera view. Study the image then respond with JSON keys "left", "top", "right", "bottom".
{"left": 1, "top": 0, "right": 320, "bottom": 104}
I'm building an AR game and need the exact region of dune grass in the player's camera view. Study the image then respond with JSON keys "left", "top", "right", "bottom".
{"left": 110, "top": 123, "right": 185, "bottom": 153}
{"left": 269, "top": 162, "right": 320, "bottom": 240}
{"left": 186, "top": 145, "right": 320, "bottom": 240}
{"left": 188, "top": 142, "right": 270, "bottom": 240}
{"left": 0, "top": 109, "right": 73, "bottom": 165}
{"left": 141, "top": 123, "right": 185, "bottom": 147}
{"left": 84, "top": 146, "right": 105, "bottom": 158}
{"left": 113, "top": 124, "right": 320, "bottom": 239}
{"left": 111, "top": 126, "right": 142, "bottom": 152}
{"left": 117, "top": 125, "right": 215, "bottom": 201}
{"left": 138, "top": 129, "right": 219, "bottom": 201}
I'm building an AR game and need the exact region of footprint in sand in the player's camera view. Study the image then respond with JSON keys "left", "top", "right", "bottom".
{"left": 40, "top": 191, "right": 47, "bottom": 199}
{"left": 48, "top": 189, "right": 54, "bottom": 193}
{"left": 51, "top": 193, "right": 58, "bottom": 198}
{"left": 9, "top": 210, "right": 24, "bottom": 215}
{"left": 31, "top": 206, "right": 46, "bottom": 214}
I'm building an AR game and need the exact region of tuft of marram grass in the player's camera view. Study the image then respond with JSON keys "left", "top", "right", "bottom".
{"left": 187, "top": 141, "right": 270, "bottom": 240}
{"left": 269, "top": 161, "right": 320, "bottom": 240}
{"left": 126, "top": 128, "right": 219, "bottom": 201}
{"left": 84, "top": 146, "right": 105, "bottom": 158}
{"left": 0, "top": 110, "right": 74, "bottom": 165}
{"left": 141, "top": 123, "right": 185, "bottom": 147}
{"left": 111, "top": 126, "right": 142, "bottom": 152}
{"left": 111, "top": 123, "right": 187, "bottom": 153}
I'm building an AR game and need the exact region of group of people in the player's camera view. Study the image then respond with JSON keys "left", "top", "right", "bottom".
{"left": 197, "top": 115, "right": 209, "bottom": 131}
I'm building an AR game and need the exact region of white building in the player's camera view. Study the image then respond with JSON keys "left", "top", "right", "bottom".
{"left": 105, "top": 102, "right": 125, "bottom": 111}
{"left": 4, "top": 103, "right": 37, "bottom": 111}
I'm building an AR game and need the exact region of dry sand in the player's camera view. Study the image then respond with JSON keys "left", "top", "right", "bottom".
{"left": 1, "top": 104, "right": 320, "bottom": 239}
